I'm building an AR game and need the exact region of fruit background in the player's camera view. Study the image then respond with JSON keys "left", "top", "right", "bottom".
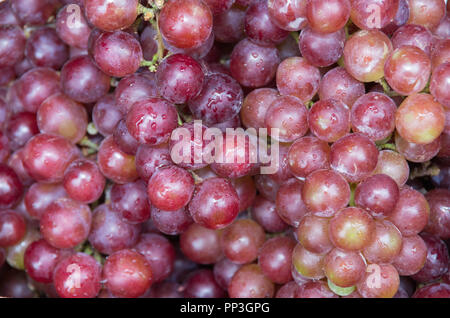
{"left": 0, "top": 0, "right": 448, "bottom": 298}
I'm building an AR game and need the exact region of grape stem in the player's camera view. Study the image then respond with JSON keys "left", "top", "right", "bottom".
{"left": 79, "top": 136, "right": 99, "bottom": 154}
{"left": 378, "top": 143, "right": 396, "bottom": 151}
{"left": 375, "top": 78, "right": 401, "bottom": 97}
{"left": 87, "top": 122, "right": 98, "bottom": 135}
{"left": 290, "top": 32, "right": 299, "bottom": 44}
{"left": 137, "top": 4, "right": 155, "bottom": 21}
{"left": 410, "top": 161, "right": 440, "bottom": 179}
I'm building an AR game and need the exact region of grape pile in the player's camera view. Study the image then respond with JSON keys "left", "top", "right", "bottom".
{"left": 0, "top": 0, "right": 448, "bottom": 299}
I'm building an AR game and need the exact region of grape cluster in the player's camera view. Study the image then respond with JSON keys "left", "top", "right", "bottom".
{"left": 0, "top": 0, "right": 448, "bottom": 299}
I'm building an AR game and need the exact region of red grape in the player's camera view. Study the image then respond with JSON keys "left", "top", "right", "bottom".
{"left": 228, "top": 264, "right": 275, "bottom": 298}
{"left": 324, "top": 248, "right": 366, "bottom": 288}
{"left": 180, "top": 223, "right": 222, "bottom": 265}
{"left": 276, "top": 178, "right": 308, "bottom": 227}
{"left": 267, "top": 0, "right": 308, "bottom": 31}
{"left": 306, "top": 0, "right": 350, "bottom": 33}
{"left": 258, "top": 236, "right": 295, "bottom": 284}
{"left": 85, "top": 0, "right": 139, "bottom": 32}
{"left": 296, "top": 214, "right": 333, "bottom": 255}
{"left": 362, "top": 220, "right": 403, "bottom": 264}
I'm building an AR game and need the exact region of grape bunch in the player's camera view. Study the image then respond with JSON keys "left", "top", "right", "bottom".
{"left": 0, "top": 0, "right": 448, "bottom": 299}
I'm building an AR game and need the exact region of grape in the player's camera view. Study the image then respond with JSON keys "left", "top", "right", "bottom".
{"left": 159, "top": 0, "right": 213, "bottom": 50}
{"left": 384, "top": 46, "right": 431, "bottom": 96}
{"left": 434, "top": 15, "right": 450, "bottom": 39}
{"left": 287, "top": 136, "right": 331, "bottom": 179}
{"left": 23, "top": 239, "right": 61, "bottom": 283}
{"left": 26, "top": 27, "right": 69, "bottom": 70}
{"left": 61, "top": 55, "right": 111, "bottom": 104}
{"left": 0, "top": 2, "right": 22, "bottom": 26}
{"left": 382, "top": 0, "right": 410, "bottom": 35}
{"left": 266, "top": 96, "right": 308, "bottom": 142}
{"left": 276, "top": 57, "right": 320, "bottom": 103}
{"left": 389, "top": 187, "right": 429, "bottom": 236}
{"left": 85, "top": 0, "right": 139, "bottom": 32}
{"left": 148, "top": 166, "right": 194, "bottom": 212}
{"left": 362, "top": 220, "right": 402, "bottom": 264}
{"left": 113, "top": 119, "right": 139, "bottom": 155}
{"left": 22, "top": 133, "right": 80, "bottom": 183}
{"left": 0, "top": 164, "right": 23, "bottom": 209}
{"left": 7, "top": 150, "right": 33, "bottom": 187}
{"left": 0, "top": 25, "right": 25, "bottom": 68}
{"left": 425, "top": 189, "right": 450, "bottom": 239}
{"left": 292, "top": 244, "right": 325, "bottom": 280}
{"left": 391, "top": 24, "right": 433, "bottom": 56}
{"left": 182, "top": 269, "right": 226, "bottom": 298}
{"left": 16, "top": 67, "right": 61, "bottom": 113}
{"left": 324, "top": 248, "right": 366, "bottom": 288}
{"left": 140, "top": 25, "right": 158, "bottom": 61}
{"left": 97, "top": 135, "right": 138, "bottom": 184}
{"left": 299, "top": 27, "right": 345, "bottom": 68}
{"left": 53, "top": 253, "right": 102, "bottom": 298}
{"left": 356, "top": 263, "right": 400, "bottom": 298}
{"left": 221, "top": 219, "right": 265, "bottom": 264}
{"left": 306, "top": 0, "right": 350, "bottom": 33}
{"left": 411, "top": 233, "right": 449, "bottom": 284}
{"left": 37, "top": 93, "right": 88, "bottom": 143}
{"left": 114, "top": 73, "right": 158, "bottom": 115}
{"left": 93, "top": 31, "right": 143, "bottom": 77}
{"left": 169, "top": 122, "right": 210, "bottom": 171}
{"left": 40, "top": 198, "right": 91, "bottom": 249}
{"left": 430, "top": 62, "right": 450, "bottom": 109}
{"left": 88, "top": 204, "right": 141, "bottom": 255}
{"left": 302, "top": 169, "right": 350, "bottom": 217}
{"left": 276, "top": 281, "right": 302, "bottom": 298}
{"left": 244, "top": 1, "right": 289, "bottom": 46}
{"left": 189, "top": 177, "right": 239, "bottom": 230}
{"left": 258, "top": 236, "right": 295, "bottom": 284}
{"left": 295, "top": 281, "right": 339, "bottom": 298}
{"left": 103, "top": 249, "right": 152, "bottom": 298}
{"left": 203, "top": 0, "right": 234, "bottom": 15}
{"left": 135, "top": 143, "right": 172, "bottom": 182}
{"left": 147, "top": 281, "right": 183, "bottom": 298}
{"left": 319, "top": 67, "right": 365, "bottom": 108}
{"left": 395, "top": 132, "right": 441, "bottom": 163}
{"left": 230, "top": 38, "right": 280, "bottom": 88}
{"left": 188, "top": 73, "right": 243, "bottom": 125}
{"left": 350, "top": 92, "right": 397, "bottom": 141}
{"left": 308, "top": 99, "right": 350, "bottom": 143}
{"left": 10, "top": 0, "right": 59, "bottom": 26}
{"left": 354, "top": 174, "right": 400, "bottom": 219}
{"left": 92, "top": 94, "right": 123, "bottom": 137}
{"left": 213, "top": 6, "right": 245, "bottom": 43}
{"left": 213, "top": 258, "right": 242, "bottom": 291}
{"left": 151, "top": 206, "right": 193, "bottom": 236}
{"left": 6, "top": 112, "right": 39, "bottom": 150}
{"left": 331, "top": 133, "right": 378, "bottom": 183}
{"left": 275, "top": 178, "right": 308, "bottom": 227}
{"left": 396, "top": 93, "right": 445, "bottom": 145}
{"left": 228, "top": 264, "right": 275, "bottom": 298}
{"left": 25, "top": 183, "right": 67, "bottom": 220}
{"left": 350, "top": 0, "right": 399, "bottom": 30}
{"left": 392, "top": 234, "right": 427, "bottom": 276}
{"left": 329, "top": 207, "right": 376, "bottom": 251}
{"left": 126, "top": 97, "right": 178, "bottom": 146}
{"left": 296, "top": 214, "right": 333, "bottom": 255}
{"left": 156, "top": 54, "right": 204, "bottom": 105}
{"left": 250, "top": 196, "right": 289, "bottom": 233}
{"left": 413, "top": 283, "right": 450, "bottom": 298}
{"left": 231, "top": 176, "right": 256, "bottom": 213}
{"left": 56, "top": 4, "right": 92, "bottom": 49}
{"left": 431, "top": 38, "right": 450, "bottom": 70}
{"left": 267, "top": 0, "right": 308, "bottom": 31}
{"left": 241, "top": 88, "right": 278, "bottom": 130}
{"left": 179, "top": 223, "right": 222, "bottom": 265}
{"left": 343, "top": 30, "right": 393, "bottom": 82}
{"left": 0, "top": 210, "right": 26, "bottom": 247}
{"left": 63, "top": 159, "right": 105, "bottom": 205}
{"left": 133, "top": 233, "right": 176, "bottom": 283}
{"left": 110, "top": 180, "right": 150, "bottom": 224}
{"left": 5, "top": 227, "right": 40, "bottom": 270}
{"left": 407, "top": 0, "right": 445, "bottom": 30}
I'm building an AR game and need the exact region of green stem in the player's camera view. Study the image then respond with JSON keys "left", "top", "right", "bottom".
{"left": 376, "top": 78, "right": 401, "bottom": 97}
{"left": 290, "top": 32, "right": 299, "bottom": 44}
{"left": 379, "top": 143, "right": 397, "bottom": 151}
{"left": 79, "top": 136, "right": 99, "bottom": 151}
{"left": 137, "top": 4, "right": 155, "bottom": 20}
{"left": 306, "top": 100, "right": 314, "bottom": 109}
{"left": 87, "top": 122, "right": 98, "bottom": 135}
